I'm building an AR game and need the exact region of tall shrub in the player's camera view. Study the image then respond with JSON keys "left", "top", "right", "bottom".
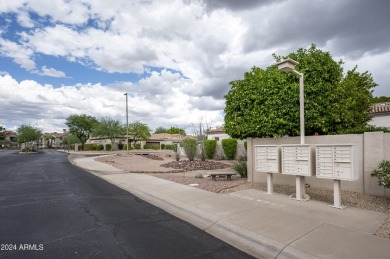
{"left": 204, "top": 140, "right": 217, "bottom": 159}
{"left": 371, "top": 160, "right": 390, "bottom": 189}
{"left": 222, "top": 138, "right": 237, "bottom": 160}
{"left": 182, "top": 138, "right": 197, "bottom": 161}
{"left": 105, "top": 144, "right": 112, "bottom": 151}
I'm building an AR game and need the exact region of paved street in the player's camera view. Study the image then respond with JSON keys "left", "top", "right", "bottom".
{"left": 0, "top": 151, "right": 252, "bottom": 258}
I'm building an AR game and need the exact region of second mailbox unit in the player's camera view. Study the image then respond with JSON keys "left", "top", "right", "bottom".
{"left": 316, "top": 144, "right": 359, "bottom": 181}
{"left": 281, "top": 144, "right": 315, "bottom": 176}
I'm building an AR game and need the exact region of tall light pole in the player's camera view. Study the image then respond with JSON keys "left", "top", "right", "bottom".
{"left": 275, "top": 58, "right": 306, "bottom": 200}
{"left": 124, "top": 93, "right": 129, "bottom": 151}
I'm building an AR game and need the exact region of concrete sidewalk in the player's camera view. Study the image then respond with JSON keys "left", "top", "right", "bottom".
{"left": 69, "top": 154, "right": 390, "bottom": 259}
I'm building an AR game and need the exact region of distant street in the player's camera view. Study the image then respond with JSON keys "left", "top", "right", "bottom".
{"left": 0, "top": 150, "right": 253, "bottom": 258}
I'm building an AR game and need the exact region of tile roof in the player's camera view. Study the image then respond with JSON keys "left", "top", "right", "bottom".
{"left": 149, "top": 133, "right": 184, "bottom": 141}
{"left": 371, "top": 102, "right": 390, "bottom": 114}
{"left": 207, "top": 128, "right": 225, "bottom": 134}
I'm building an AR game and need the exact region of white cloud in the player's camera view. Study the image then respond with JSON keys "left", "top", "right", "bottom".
{"left": 0, "top": 72, "right": 225, "bottom": 132}
{"left": 39, "top": 66, "right": 66, "bottom": 78}
{"left": 0, "top": 0, "right": 389, "bottom": 133}
{"left": 0, "top": 38, "right": 36, "bottom": 70}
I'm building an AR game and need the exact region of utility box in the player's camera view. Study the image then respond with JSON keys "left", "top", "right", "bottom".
{"left": 315, "top": 145, "right": 359, "bottom": 181}
{"left": 255, "top": 145, "right": 280, "bottom": 173}
{"left": 281, "top": 145, "right": 315, "bottom": 176}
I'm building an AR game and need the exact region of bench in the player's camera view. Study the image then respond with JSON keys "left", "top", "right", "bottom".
{"left": 210, "top": 173, "right": 237, "bottom": 181}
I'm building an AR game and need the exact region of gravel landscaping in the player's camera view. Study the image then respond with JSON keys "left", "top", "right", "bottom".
{"left": 95, "top": 153, "right": 390, "bottom": 239}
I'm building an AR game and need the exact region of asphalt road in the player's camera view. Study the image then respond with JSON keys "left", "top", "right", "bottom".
{"left": 0, "top": 150, "right": 253, "bottom": 259}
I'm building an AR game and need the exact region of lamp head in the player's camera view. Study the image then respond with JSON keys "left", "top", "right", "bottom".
{"left": 275, "top": 58, "right": 299, "bottom": 73}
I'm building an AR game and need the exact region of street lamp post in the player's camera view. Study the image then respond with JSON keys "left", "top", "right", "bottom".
{"left": 124, "top": 93, "right": 129, "bottom": 151}
{"left": 275, "top": 58, "right": 306, "bottom": 201}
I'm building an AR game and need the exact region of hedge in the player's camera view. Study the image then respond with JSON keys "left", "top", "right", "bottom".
{"left": 204, "top": 140, "right": 217, "bottom": 159}
{"left": 222, "top": 138, "right": 237, "bottom": 160}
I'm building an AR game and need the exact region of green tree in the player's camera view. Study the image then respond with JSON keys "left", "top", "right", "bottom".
{"left": 65, "top": 114, "right": 98, "bottom": 151}
{"left": 16, "top": 124, "right": 42, "bottom": 152}
{"left": 167, "top": 126, "right": 186, "bottom": 136}
{"left": 43, "top": 134, "right": 55, "bottom": 149}
{"left": 128, "top": 121, "right": 151, "bottom": 146}
{"left": 92, "top": 117, "right": 125, "bottom": 146}
{"left": 155, "top": 126, "right": 167, "bottom": 134}
{"left": 224, "top": 44, "right": 376, "bottom": 139}
{"left": 372, "top": 96, "right": 390, "bottom": 103}
{"left": 62, "top": 134, "right": 79, "bottom": 152}
{"left": 0, "top": 126, "right": 5, "bottom": 140}
{"left": 340, "top": 67, "right": 376, "bottom": 129}
{"left": 155, "top": 126, "right": 186, "bottom": 136}
{"left": 0, "top": 126, "right": 4, "bottom": 148}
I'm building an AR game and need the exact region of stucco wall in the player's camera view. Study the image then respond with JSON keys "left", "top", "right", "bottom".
{"left": 247, "top": 132, "right": 389, "bottom": 197}
{"left": 369, "top": 115, "right": 390, "bottom": 128}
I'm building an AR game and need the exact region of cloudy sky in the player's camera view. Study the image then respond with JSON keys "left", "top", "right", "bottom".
{"left": 0, "top": 0, "right": 389, "bottom": 133}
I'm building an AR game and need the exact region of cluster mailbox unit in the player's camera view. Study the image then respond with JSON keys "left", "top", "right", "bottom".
{"left": 315, "top": 144, "right": 359, "bottom": 181}
{"left": 253, "top": 143, "right": 359, "bottom": 208}
{"left": 281, "top": 145, "right": 315, "bottom": 176}
{"left": 255, "top": 145, "right": 280, "bottom": 194}
{"left": 255, "top": 145, "right": 280, "bottom": 173}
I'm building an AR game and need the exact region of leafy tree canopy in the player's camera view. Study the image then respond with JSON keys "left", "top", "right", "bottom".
{"left": 0, "top": 126, "right": 5, "bottom": 140}
{"left": 128, "top": 121, "right": 151, "bottom": 144}
{"left": 65, "top": 114, "right": 98, "bottom": 149}
{"left": 16, "top": 124, "right": 42, "bottom": 143}
{"left": 92, "top": 117, "right": 125, "bottom": 144}
{"left": 224, "top": 44, "right": 377, "bottom": 139}
{"left": 155, "top": 126, "right": 186, "bottom": 136}
{"left": 372, "top": 96, "right": 390, "bottom": 103}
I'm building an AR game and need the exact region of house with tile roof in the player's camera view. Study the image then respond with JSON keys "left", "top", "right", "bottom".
{"left": 369, "top": 102, "right": 390, "bottom": 128}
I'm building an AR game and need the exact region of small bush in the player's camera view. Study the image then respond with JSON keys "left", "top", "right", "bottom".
{"left": 182, "top": 138, "right": 197, "bottom": 161}
{"left": 232, "top": 156, "right": 247, "bottom": 178}
{"left": 161, "top": 144, "right": 165, "bottom": 149}
{"left": 118, "top": 143, "right": 124, "bottom": 150}
{"left": 84, "top": 144, "right": 97, "bottom": 151}
{"left": 96, "top": 144, "right": 104, "bottom": 151}
{"left": 135, "top": 144, "right": 141, "bottom": 149}
{"left": 204, "top": 140, "right": 217, "bottom": 159}
{"left": 222, "top": 138, "right": 237, "bottom": 160}
{"left": 105, "top": 144, "right": 112, "bottom": 151}
{"left": 371, "top": 160, "right": 390, "bottom": 189}
{"left": 122, "top": 144, "right": 132, "bottom": 150}
{"left": 195, "top": 173, "right": 203, "bottom": 179}
{"left": 144, "top": 144, "right": 159, "bottom": 150}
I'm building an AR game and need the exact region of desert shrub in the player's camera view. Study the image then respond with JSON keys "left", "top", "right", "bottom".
{"left": 204, "top": 140, "right": 217, "bottom": 159}
{"left": 144, "top": 144, "right": 159, "bottom": 150}
{"left": 232, "top": 156, "right": 247, "bottom": 178}
{"left": 96, "top": 144, "right": 104, "bottom": 151}
{"left": 84, "top": 144, "right": 97, "bottom": 151}
{"left": 195, "top": 173, "right": 203, "bottom": 179}
{"left": 371, "top": 160, "right": 390, "bottom": 189}
{"left": 134, "top": 143, "right": 141, "bottom": 149}
{"left": 105, "top": 144, "right": 112, "bottom": 151}
{"left": 122, "top": 144, "right": 132, "bottom": 150}
{"left": 118, "top": 143, "right": 124, "bottom": 150}
{"left": 222, "top": 138, "right": 237, "bottom": 160}
{"left": 161, "top": 144, "right": 165, "bottom": 149}
{"left": 182, "top": 138, "right": 197, "bottom": 161}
